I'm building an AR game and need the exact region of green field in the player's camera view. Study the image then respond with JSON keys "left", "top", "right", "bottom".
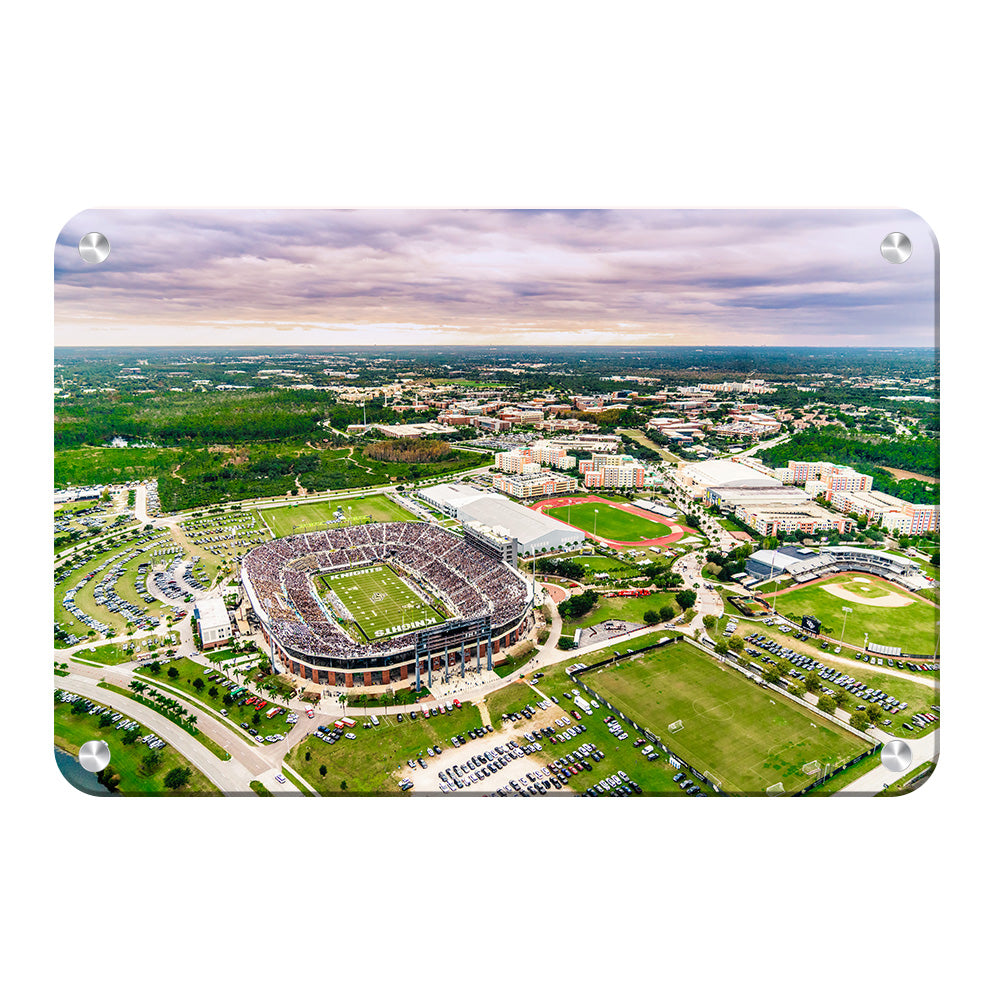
{"left": 561, "top": 591, "right": 679, "bottom": 636}
{"left": 260, "top": 494, "right": 418, "bottom": 537}
{"left": 575, "top": 555, "right": 641, "bottom": 580}
{"left": 135, "top": 656, "right": 296, "bottom": 740}
{"left": 55, "top": 697, "right": 220, "bottom": 796}
{"left": 773, "top": 574, "right": 938, "bottom": 654}
{"left": 583, "top": 641, "right": 869, "bottom": 794}
{"left": 285, "top": 704, "right": 483, "bottom": 795}
{"left": 545, "top": 502, "right": 676, "bottom": 542}
{"left": 321, "top": 564, "right": 446, "bottom": 642}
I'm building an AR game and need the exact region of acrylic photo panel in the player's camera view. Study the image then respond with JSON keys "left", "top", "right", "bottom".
{"left": 54, "top": 209, "right": 939, "bottom": 797}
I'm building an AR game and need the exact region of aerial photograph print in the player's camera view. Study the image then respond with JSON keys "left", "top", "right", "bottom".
{"left": 53, "top": 208, "right": 940, "bottom": 798}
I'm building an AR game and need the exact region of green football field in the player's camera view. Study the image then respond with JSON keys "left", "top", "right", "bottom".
{"left": 260, "top": 494, "right": 417, "bottom": 537}
{"left": 319, "top": 564, "right": 445, "bottom": 642}
{"left": 583, "top": 640, "right": 869, "bottom": 795}
{"left": 773, "top": 573, "right": 938, "bottom": 654}
{"left": 545, "top": 501, "right": 675, "bottom": 541}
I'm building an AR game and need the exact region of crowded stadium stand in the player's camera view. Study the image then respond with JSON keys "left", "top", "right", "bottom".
{"left": 240, "top": 522, "right": 533, "bottom": 688}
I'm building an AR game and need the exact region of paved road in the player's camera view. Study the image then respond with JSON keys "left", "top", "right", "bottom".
{"left": 56, "top": 673, "right": 263, "bottom": 795}
{"left": 840, "top": 729, "right": 938, "bottom": 794}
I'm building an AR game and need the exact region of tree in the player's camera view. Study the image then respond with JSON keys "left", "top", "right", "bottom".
{"left": 304, "top": 751, "right": 311, "bottom": 762}
{"left": 643, "top": 609, "right": 661, "bottom": 625}
{"left": 804, "top": 671, "right": 822, "bottom": 694}
{"left": 930, "top": 552, "right": 940, "bottom": 567}
{"left": 340, "top": 779, "right": 347, "bottom": 790}
{"left": 703, "top": 614, "right": 718, "bottom": 631}
{"left": 556, "top": 636, "right": 575, "bottom": 650}
{"left": 762, "top": 665, "right": 782, "bottom": 685}
{"left": 659, "top": 604, "right": 673, "bottom": 621}
{"left": 714, "top": 638, "right": 729, "bottom": 656}
{"left": 98, "top": 712, "right": 115, "bottom": 728}
{"left": 676, "top": 589, "right": 697, "bottom": 610}
{"left": 167, "top": 666, "right": 179, "bottom": 680}
{"left": 121, "top": 728, "right": 139, "bottom": 746}
{"left": 252, "top": 711, "right": 261, "bottom": 725}
{"left": 163, "top": 766, "right": 192, "bottom": 790}
{"left": 833, "top": 689, "right": 850, "bottom": 708}
{"left": 816, "top": 694, "right": 836, "bottom": 714}
{"left": 140, "top": 750, "right": 163, "bottom": 775}
{"left": 319, "top": 764, "right": 328, "bottom": 778}
{"left": 849, "top": 711, "right": 870, "bottom": 731}
{"left": 96, "top": 766, "right": 120, "bottom": 793}
{"left": 728, "top": 635, "right": 744, "bottom": 653}
{"left": 193, "top": 677, "right": 205, "bottom": 692}
{"left": 208, "top": 686, "right": 218, "bottom": 699}
{"left": 865, "top": 704, "right": 883, "bottom": 725}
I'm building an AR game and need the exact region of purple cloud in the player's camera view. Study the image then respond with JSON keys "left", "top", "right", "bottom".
{"left": 54, "top": 209, "right": 937, "bottom": 346}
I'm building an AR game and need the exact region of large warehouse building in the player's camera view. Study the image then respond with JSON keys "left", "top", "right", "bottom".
{"left": 417, "top": 482, "right": 585, "bottom": 553}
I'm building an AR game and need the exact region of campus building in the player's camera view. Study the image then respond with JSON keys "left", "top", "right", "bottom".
{"left": 578, "top": 453, "right": 646, "bottom": 490}
{"left": 829, "top": 490, "right": 940, "bottom": 534}
{"left": 491, "top": 472, "right": 576, "bottom": 499}
{"left": 417, "top": 482, "right": 585, "bottom": 553}
{"left": 194, "top": 596, "right": 232, "bottom": 649}
{"left": 463, "top": 521, "right": 518, "bottom": 566}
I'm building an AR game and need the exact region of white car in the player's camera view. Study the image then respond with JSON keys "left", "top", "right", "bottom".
{"left": 273, "top": 774, "right": 286, "bottom": 784}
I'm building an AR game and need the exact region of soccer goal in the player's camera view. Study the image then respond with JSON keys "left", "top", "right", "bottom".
{"left": 802, "top": 760, "right": 821, "bottom": 776}
{"left": 668, "top": 719, "right": 684, "bottom": 733}
{"left": 766, "top": 782, "right": 785, "bottom": 795}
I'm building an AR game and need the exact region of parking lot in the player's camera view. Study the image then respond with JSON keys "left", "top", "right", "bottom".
{"left": 405, "top": 700, "right": 576, "bottom": 795}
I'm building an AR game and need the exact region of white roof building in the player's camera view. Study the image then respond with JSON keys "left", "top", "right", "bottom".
{"left": 417, "top": 482, "right": 585, "bottom": 553}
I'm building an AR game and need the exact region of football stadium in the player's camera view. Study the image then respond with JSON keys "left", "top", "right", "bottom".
{"left": 240, "top": 522, "right": 533, "bottom": 688}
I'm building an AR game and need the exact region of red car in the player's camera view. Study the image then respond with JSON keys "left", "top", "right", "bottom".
{"left": 306, "top": 709, "right": 315, "bottom": 718}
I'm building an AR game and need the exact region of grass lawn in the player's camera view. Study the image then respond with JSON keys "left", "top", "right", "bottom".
{"left": 727, "top": 619, "right": 940, "bottom": 738}
{"left": 773, "top": 574, "right": 938, "bottom": 654}
{"left": 135, "top": 656, "right": 296, "bottom": 740}
{"left": 566, "top": 633, "right": 674, "bottom": 668}
{"left": 800, "top": 751, "right": 883, "bottom": 796}
{"left": 97, "top": 680, "right": 233, "bottom": 761}
{"left": 523, "top": 677, "right": 711, "bottom": 796}
{"left": 250, "top": 780, "right": 272, "bottom": 796}
{"left": 618, "top": 428, "right": 682, "bottom": 463}
{"left": 561, "top": 592, "right": 679, "bottom": 636}
{"left": 545, "top": 501, "right": 679, "bottom": 542}
{"left": 260, "top": 494, "right": 417, "bottom": 537}
{"left": 484, "top": 680, "right": 543, "bottom": 724}
{"left": 54, "top": 698, "right": 220, "bottom": 796}
{"left": 285, "top": 704, "right": 483, "bottom": 795}
{"left": 876, "top": 761, "right": 936, "bottom": 796}
{"left": 575, "top": 555, "right": 641, "bottom": 580}
{"left": 583, "top": 641, "right": 869, "bottom": 795}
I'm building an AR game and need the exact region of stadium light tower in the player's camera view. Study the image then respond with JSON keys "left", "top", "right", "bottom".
{"left": 840, "top": 605, "right": 853, "bottom": 641}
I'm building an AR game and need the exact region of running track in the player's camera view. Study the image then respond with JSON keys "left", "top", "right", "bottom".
{"left": 529, "top": 495, "right": 698, "bottom": 550}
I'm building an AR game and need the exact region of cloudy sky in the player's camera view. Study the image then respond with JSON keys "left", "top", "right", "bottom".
{"left": 54, "top": 209, "right": 936, "bottom": 347}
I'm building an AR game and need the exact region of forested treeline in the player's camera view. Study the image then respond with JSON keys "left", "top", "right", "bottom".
{"left": 758, "top": 430, "right": 940, "bottom": 503}
{"left": 53, "top": 391, "right": 392, "bottom": 449}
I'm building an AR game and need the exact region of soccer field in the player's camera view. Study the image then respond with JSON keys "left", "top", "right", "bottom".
{"left": 319, "top": 564, "right": 446, "bottom": 641}
{"left": 545, "top": 501, "right": 674, "bottom": 542}
{"left": 261, "top": 495, "right": 417, "bottom": 537}
{"left": 774, "top": 573, "right": 938, "bottom": 653}
{"left": 584, "top": 641, "right": 869, "bottom": 794}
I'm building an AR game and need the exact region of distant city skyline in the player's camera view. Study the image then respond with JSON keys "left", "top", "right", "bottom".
{"left": 55, "top": 209, "right": 936, "bottom": 348}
